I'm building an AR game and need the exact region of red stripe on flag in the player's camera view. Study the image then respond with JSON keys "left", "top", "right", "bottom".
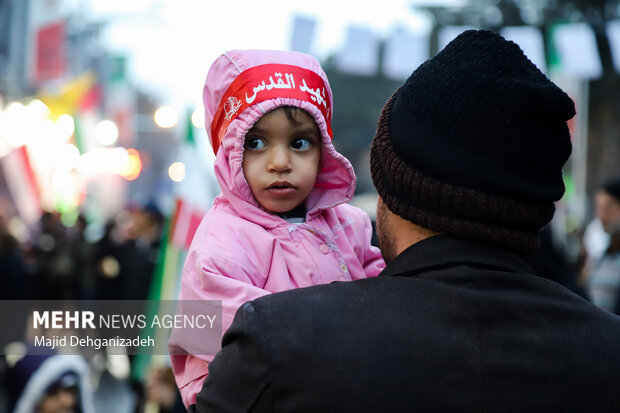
{"left": 1, "top": 146, "right": 42, "bottom": 225}
{"left": 171, "top": 198, "right": 205, "bottom": 250}
{"left": 184, "top": 210, "right": 203, "bottom": 249}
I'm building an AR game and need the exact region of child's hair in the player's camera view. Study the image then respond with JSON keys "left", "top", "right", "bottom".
{"left": 279, "top": 106, "right": 306, "bottom": 126}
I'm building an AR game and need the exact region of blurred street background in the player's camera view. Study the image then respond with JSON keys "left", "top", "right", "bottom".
{"left": 1, "top": 0, "right": 620, "bottom": 411}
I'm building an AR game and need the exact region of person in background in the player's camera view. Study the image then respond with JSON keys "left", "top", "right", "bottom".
{"left": 144, "top": 366, "right": 186, "bottom": 413}
{"left": 70, "top": 215, "right": 96, "bottom": 300}
{"left": 92, "top": 203, "right": 164, "bottom": 301}
{"left": 119, "top": 202, "right": 164, "bottom": 300}
{"left": 0, "top": 214, "right": 28, "bottom": 299}
{"left": 191, "top": 30, "right": 620, "bottom": 412}
{"left": 586, "top": 176, "right": 620, "bottom": 313}
{"left": 169, "top": 49, "right": 384, "bottom": 407}
{"left": 6, "top": 352, "right": 94, "bottom": 413}
{"left": 28, "top": 212, "right": 75, "bottom": 300}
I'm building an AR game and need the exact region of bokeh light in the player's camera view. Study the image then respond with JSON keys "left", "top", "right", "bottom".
{"left": 154, "top": 106, "right": 178, "bottom": 128}
{"left": 95, "top": 119, "right": 119, "bottom": 146}
{"left": 191, "top": 108, "right": 205, "bottom": 129}
{"left": 3, "top": 102, "right": 27, "bottom": 148}
{"left": 54, "top": 144, "right": 81, "bottom": 170}
{"left": 168, "top": 161, "right": 186, "bottom": 182}
{"left": 121, "top": 148, "right": 142, "bottom": 181}
{"left": 55, "top": 114, "right": 75, "bottom": 142}
{"left": 26, "top": 99, "right": 50, "bottom": 121}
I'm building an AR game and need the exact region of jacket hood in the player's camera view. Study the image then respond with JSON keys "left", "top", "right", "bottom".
{"left": 9, "top": 353, "right": 94, "bottom": 413}
{"left": 203, "top": 49, "right": 356, "bottom": 228}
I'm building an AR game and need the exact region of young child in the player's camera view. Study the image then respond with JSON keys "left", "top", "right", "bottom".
{"left": 169, "top": 49, "right": 385, "bottom": 407}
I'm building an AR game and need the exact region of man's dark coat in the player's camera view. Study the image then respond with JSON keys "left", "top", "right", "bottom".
{"left": 191, "top": 235, "right": 620, "bottom": 412}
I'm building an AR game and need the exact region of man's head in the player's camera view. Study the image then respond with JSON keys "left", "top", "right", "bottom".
{"left": 371, "top": 30, "right": 575, "bottom": 256}
{"left": 595, "top": 177, "right": 620, "bottom": 234}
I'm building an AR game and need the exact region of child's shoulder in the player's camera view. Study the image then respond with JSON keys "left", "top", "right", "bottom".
{"left": 200, "top": 202, "right": 276, "bottom": 239}
{"left": 313, "top": 203, "right": 374, "bottom": 235}
{"left": 323, "top": 202, "right": 372, "bottom": 223}
{"left": 191, "top": 205, "right": 276, "bottom": 259}
{"left": 205, "top": 201, "right": 256, "bottom": 224}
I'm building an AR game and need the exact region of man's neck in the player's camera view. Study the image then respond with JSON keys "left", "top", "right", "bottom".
{"left": 394, "top": 222, "right": 440, "bottom": 257}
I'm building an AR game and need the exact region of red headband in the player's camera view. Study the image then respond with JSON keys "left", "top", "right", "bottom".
{"left": 210, "top": 64, "right": 332, "bottom": 154}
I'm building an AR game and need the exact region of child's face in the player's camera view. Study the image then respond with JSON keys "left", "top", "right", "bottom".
{"left": 36, "top": 386, "right": 78, "bottom": 413}
{"left": 242, "top": 107, "right": 321, "bottom": 215}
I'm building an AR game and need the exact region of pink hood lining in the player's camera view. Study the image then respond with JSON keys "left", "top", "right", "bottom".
{"left": 203, "top": 50, "right": 357, "bottom": 229}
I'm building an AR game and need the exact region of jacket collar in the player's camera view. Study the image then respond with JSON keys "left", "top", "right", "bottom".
{"left": 379, "top": 235, "right": 535, "bottom": 278}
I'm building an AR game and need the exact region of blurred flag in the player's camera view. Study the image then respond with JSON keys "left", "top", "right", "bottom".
{"left": 383, "top": 29, "right": 430, "bottom": 80}
{"left": 501, "top": 26, "right": 547, "bottom": 73}
{"left": 0, "top": 146, "right": 41, "bottom": 226}
{"left": 38, "top": 71, "right": 97, "bottom": 120}
{"left": 72, "top": 111, "right": 98, "bottom": 155}
{"left": 151, "top": 216, "right": 183, "bottom": 304}
{"left": 335, "top": 26, "right": 380, "bottom": 76}
{"left": 606, "top": 20, "right": 620, "bottom": 74}
{"left": 170, "top": 198, "right": 204, "bottom": 250}
{"left": 35, "top": 20, "right": 66, "bottom": 83}
{"left": 289, "top": 15, "right": 317, "bottom": 54}
{"left": 131, "top": 215, "right": 179, "bottom": 383}
{"left": 105, "top": 55, "right": 127, "bottom": 84}
{"left": 550, "top": 23, "right": 602, "bottom": 79}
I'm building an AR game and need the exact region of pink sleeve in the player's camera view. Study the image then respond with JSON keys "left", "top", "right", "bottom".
{"left": 169, "top": 254, "right": 270, "bottom": 407}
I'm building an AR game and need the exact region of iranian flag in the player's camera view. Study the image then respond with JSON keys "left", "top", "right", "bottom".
{"left": 170, "top": 198, "right": 204, "bottom": 250}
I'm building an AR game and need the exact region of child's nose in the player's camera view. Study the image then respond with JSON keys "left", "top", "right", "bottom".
{"left": 268, "top": 146, "right": 292, "bottom": 172}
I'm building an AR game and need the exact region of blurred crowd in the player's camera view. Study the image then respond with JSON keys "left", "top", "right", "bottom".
{"left": 0, "top": 201, "right": 187, "bottom": 413}
{"left": 0, "top": 203, "right": 164, "bottom": 302}
{"left": 525, "top": 176, "right": 620, "bottom": 304}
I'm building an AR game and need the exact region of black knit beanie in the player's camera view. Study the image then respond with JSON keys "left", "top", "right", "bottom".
{"left": 370, "top": 30, "right": 575, "bottom": 254}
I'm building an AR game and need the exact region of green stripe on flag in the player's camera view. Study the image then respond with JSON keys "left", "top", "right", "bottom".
{"left": 73, "top": 112, "right": 86, "bottom": 154}
{"left": 185, "top": 109, "right": 195, "bottom": 146}
{"left": 547, "top": 21, "right": 570, "bottom": 71}
{"left": 131, "top": 216, "right": 172, "bottom": 382}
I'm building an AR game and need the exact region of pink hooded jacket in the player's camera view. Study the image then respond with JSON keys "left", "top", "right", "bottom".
{"left": 169, "top": 49, "right": 385, "bottom": 407}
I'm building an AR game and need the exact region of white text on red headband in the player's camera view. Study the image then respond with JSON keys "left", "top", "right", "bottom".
{"left": 210, "top": 64, "right": 333, "bottom": 154}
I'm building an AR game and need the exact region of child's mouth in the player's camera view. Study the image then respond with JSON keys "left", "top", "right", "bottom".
{"left": 268, "top": 181, "right": 293, "bottom": 189}
{"left": 267, "top": 181, "right": 295, "bottom": 195}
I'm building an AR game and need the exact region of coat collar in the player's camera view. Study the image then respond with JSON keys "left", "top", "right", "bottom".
{"left": 379, "top": 235, "right": 535, "bottom": 278}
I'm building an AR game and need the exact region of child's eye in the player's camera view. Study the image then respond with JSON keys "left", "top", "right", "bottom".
{"left": 291, "top": 138, "right": 313, "bottom": 151}
{"left": 245, "top": 137, "right": 266, "bottom": 150}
